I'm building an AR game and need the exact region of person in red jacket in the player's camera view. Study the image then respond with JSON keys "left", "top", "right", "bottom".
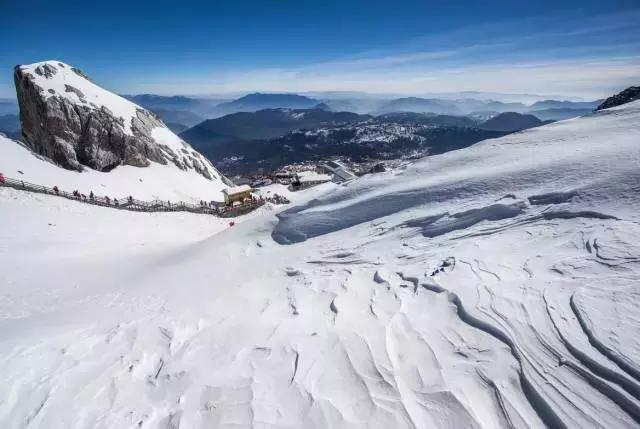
{"left": 0, "top": 173, "right": 5, "bottom": 184}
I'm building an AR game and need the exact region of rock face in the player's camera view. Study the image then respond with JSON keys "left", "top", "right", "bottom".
{"left": 14, "top": 61, "right": 227, "bottom": 183}
{"left": 596, "top": 86, "right": 640, "bottom": 111}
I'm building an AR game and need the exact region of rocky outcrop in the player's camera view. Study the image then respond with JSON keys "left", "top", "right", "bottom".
{"left": 13, "top": 61, "right": 226, "bottom": 183}
{"left": 596, "top": 86, "right": 640, "bottom": 111}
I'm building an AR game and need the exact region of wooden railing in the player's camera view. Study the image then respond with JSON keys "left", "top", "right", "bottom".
{"left": 0, "top": 175, "right": 264, "bottom": 217}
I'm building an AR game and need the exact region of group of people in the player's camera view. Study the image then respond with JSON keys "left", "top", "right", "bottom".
{"left": 199, "top": 200, "right": 218, "bottom": 209}
{"left": 265, "top": 193, "right": 290, "bottom": 205}
{"left": 60, "top": 186, "right": 136, "bottom": 208}
{"left": 12, "top": 179, "right": 292, "bottom": 216}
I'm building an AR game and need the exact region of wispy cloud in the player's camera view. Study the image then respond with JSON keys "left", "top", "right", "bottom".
{"left": 125, "top": 8, "right": 640, "bottom": 99}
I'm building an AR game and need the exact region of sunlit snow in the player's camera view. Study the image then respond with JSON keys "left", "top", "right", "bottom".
{"left": 1, "top": 101, "right": 639, "bottom": 428}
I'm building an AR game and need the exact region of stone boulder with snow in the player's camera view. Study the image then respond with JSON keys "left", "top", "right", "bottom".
{"left": 14, "top": 60, "right": 227, "bottom": 184}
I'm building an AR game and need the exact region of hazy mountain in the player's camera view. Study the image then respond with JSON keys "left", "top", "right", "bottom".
{"left": 214, "top": 93, "right": 320, "bottom": 115}
{"left": 529, "top": 108, "right": 592, "bottom": 121}
{"left": 124, "top": 94, "right": 206, "bottom": 110}
{"left": 375, "top": 112, "right": 478, "bottom": 128}
{"left": 313, "top": 102, "right": 331, "bottom": 111}
{"left": 164, "top": 122, "right": 189, "bottom": 133}
{"left": 419, "top": 90, "right": 588, "bottom": 104}
{"left": 479, "top": 112, "right": 547, "bottom": 132}
{"left": 150, "top": 108, "right": 204, "bottom": 128}
{"left": 0, "top": 99, "right": 19, "bottom": 116}
{"left": 376, "top": 97, "right": 533, "bottom": 115}
{"left": 123, "top": 94, "right": 229, "bottom": 122}
{"left": 320, "top": 98, "right": 389, "bottom": 114}
{"left": 530, "top": 99, "right": 601, "bottom": 110}
{"left": 181, "top": 108, "right": 367, "bottom": 149}
{"left": 0, "top": 113, "right": 20, "bottom": 137}
{"left": 484, "top": 100, "right": 528, "bottom": 113}
{"left": 377, "top": 97, "right": 462, "bottom": 115}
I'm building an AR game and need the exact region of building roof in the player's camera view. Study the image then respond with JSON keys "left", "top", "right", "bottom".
{"left": 222, "top": 184, "right": 253, "bottom": 196}
{"left": 296, "top": 171, "right": 332, "bottom": 183}
{"left": 321, "top": 161, "right": 357, "bottom": 182}
{"left": 333, "top": 168, "right": 357, "bottom": 182}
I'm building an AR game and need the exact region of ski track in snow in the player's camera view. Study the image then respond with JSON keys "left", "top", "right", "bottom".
{"left": 1, "top": 101, "right": 640, "bottom": 428}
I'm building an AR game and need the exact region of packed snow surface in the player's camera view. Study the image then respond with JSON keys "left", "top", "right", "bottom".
{"left": 1, "top": 101, "right": 640, "bottom": 428}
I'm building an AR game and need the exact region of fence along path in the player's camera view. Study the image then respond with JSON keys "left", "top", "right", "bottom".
{"left": 0, "top": 174, "right": 263, "bottom": 217}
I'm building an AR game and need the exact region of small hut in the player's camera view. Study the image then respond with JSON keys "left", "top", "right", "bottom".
{"left": 222, "top": 185, "right": 253, "bottom": 206}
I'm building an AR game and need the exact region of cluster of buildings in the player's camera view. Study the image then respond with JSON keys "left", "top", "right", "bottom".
{"left": 286, "top": 161, "right": 358, "bottom": 191}
{"left": 225, "top": 159, "right": 363, "bottom": 199}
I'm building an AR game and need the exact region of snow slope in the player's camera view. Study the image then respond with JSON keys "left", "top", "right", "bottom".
{"left": 0, "top": 135, "right": 228, "bottom": 202}
{"left": 1, "top": 102, "right": 640, "bottom": 428}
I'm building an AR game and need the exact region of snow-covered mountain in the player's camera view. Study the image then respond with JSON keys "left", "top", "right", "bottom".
{"left": 1, "top": 98, "right": 640, "bottom": 428}
{"left": 10, "top": 60, "right": 230, "bottom": 201}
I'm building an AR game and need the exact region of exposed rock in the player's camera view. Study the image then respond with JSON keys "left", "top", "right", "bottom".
{"left": 71, "top": 67, "right": 91, "bottom": 81}
{"left": 596, "top": 86, "right": 640, "bottom": 111}
{"left": 13, "top": 61, "right": 229, "bottom": 184}
{"left": 369, "top": 162, "right": 386, "bottom": 173}
{"left": 64, "top": 84, "right": 85, "bottom": 99}
{"left": 35, "top": 63, "right": 57, "bottom": 79}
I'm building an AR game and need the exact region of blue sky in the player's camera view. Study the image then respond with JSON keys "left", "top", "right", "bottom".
{"left": 0, "top": 0, "right": 639, "bottom": 99}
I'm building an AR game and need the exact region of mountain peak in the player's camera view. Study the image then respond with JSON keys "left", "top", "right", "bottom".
{"left": 14, "top": 60, "right": 227, "bottom": 184}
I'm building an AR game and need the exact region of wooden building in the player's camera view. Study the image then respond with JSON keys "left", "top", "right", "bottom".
{"left": 222, "top": 185, "right": 253, "bottom": 206}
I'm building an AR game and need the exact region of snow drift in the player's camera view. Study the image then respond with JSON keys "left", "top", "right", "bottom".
{"left": 1, "top": 101, "right": 640, "bottom": 428}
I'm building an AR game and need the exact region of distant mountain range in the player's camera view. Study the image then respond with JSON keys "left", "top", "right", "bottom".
{"left": 214, "top": 93, "right": 320, "bottom": 114}
{"left": 0, "top": 113, "right": 20, "bottom": 139}
{"left": 479, "top": 112, "right": 551, "bottom": 132}
{"left": 180, "top": 108, "right": 367, "bottom": 149}
{"left": 179, "top": 107, "right": 550, "bottom": 174}
{"left": 0, "top": 99, "right": 18, "bottom": 116}
{"left": 121, "top": 92, "right": 601, "bottom": 131}
{"left": 191, "top": 121, "right": 508, "bottom": 175}
{"left": 528, "top": 108, "right": 593, "bottom": 121}
{"left": 3, "top": 89, "right": 603, "bottom": 156}
{"left": 122, "top": 94, "right": 226, "bottom": 123}
{"left": 374, "top": 112, "right": 478, "bottom": 128}
{"left": 529, "top": 99, "right": 601, "bottom": 110}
